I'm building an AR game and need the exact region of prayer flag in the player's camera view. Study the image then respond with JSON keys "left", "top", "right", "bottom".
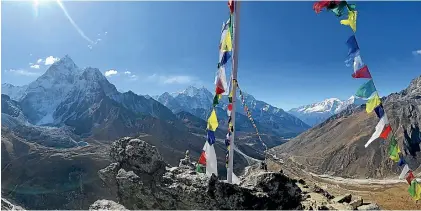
{"left": 340, "top": 10, "right": 357, "bottom": 32}
{"left": 408, "top": 180, "right": 421, "bottom": 201}
{"left": 313, "top": 0, "right": 340, "bottom": 13}
{"left": 365, "top": 114, "right": 389, "bottom": 148}
{"left": 398, "top": 157, "right": 406, "bottom": 166}
{"left": 221, "top": 31, "right": 232, "bottom": 52}
{"left": 331, "top": 1, "right": 356, "bottom": 17}
{"left": 218, "top": 51, "right": 231, "bottom": 68}
{"left": 198, "top": 151, "right": 206, "bottom": 165}
{"left": 389, "top": 144, "right": 400, "bottom": 162}
{"left": 228, "top": 0, "right": 234, "bottom": 14}
{"left": 219, "top": 19, "right": 232, "bottom": 52}
{"left": 204, "top": 141, "right": 218, "bottom": 176}
{"left": 352, "top": 65, "right": 372, "bottom": 79}
{"left": 353, "top": 55, "right": 364, "bottom": 73}
{"left": 406, "top": 171, "right": 415, "bottom": 185}
{"left": 207, "top": 130, "right": 216, "bottom": 145}
{"left": 347, "top": 35, "right": 360, "bottom": 57}
{"left": 207, "top": 109, "right": 219, "bottom": 131}
{"left": 366, "top": 93, "right": 381, "bottom": 113}
{"left": 399, "top": 164, "right": 410, "bottom": 179}
{"left": 379, "top": 125, "right": 392, "bottom": 139}
{"left": 356, "top": 80, "right": 376, "bottom": 98}
{"left": 374, "top": 104, "right": 385, "bottom": 119}
{"left": 215, "top": 66, "right": 228, "bottom": 95}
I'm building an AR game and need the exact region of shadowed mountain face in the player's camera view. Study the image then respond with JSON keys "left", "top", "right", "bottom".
{"left": 272, "top": 75, "right": 421, "bottom": 179}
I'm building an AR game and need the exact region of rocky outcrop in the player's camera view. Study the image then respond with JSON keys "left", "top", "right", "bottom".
{"left": 89, "top": 200, "right": 128, "bottom": 210}
{"left": 97, "top": 137, "right": 303, "bottom": 210}
{"left": 1, "top": 198, "right": 25, "bottom": 211}
{"left": 298, "top": 183, "right": 380, "bottom": 210}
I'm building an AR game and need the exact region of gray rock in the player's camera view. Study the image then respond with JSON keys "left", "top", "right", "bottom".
{"left": 312, "top": 185, "right": 334, "bottom": 199}
{"left": 97, "top": 137, "right": 303, "bottom": 210}
{"left": 328, "top": 203, "right": 354, "bottom": 210}
{"left": 89, "top": 200, "right": 128, "bottom": 210}
{"left": 1, "top": 198, "right": 25, "bottom": 211}
{"left": 349, "top": 197, "right": 363, "bottom": 209}
{"left": 332, "top": 193, "right": 352, "bottom": 203}
{"left": 357, "top": 203, "right": 380, "bottom": 210}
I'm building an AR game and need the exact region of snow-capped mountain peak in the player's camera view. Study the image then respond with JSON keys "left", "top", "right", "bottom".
{"left": 288, "top": 96, "right": 367, "bottom": 126}
{"left": 178, "top": 85, "right": 211, "bottom": 98}
{"left": 1, "top": 83, "right": 28, "bottom": 101}
{"left": 294, "top": 98, "right": 343, "bottom": 114}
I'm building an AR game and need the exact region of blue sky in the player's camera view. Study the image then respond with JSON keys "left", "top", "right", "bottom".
{"left": 2, "top": 1, "right": 421, "bottom": 110}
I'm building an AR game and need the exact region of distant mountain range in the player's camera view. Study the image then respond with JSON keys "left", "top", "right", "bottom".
{"left": 288, "top": 96, "right": 367, "bottom": 126}
{"left": 154, "top": 86, "right": 310, "bottom": 138}
{"left": 272, "top": 74, "right": 421, "bottom": 179}
{"left": 0, "top": 55, "right": 253, "bottom": 209}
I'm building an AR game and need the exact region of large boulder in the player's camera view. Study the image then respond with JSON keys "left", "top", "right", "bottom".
{"left": 96, "top": 137, "right": 303, "bottom": 210}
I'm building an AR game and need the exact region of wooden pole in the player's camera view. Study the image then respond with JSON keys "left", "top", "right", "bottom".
{"left": 227, "top": 0, "right": 241, "bottom": 183}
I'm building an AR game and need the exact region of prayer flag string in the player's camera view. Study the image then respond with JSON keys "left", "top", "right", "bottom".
{"left": 313, "top": 0, "right": 418, "bottom": 200}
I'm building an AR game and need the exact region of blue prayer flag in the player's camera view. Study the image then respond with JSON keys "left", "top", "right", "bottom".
{"left": 374, "top": 104, "right": 385, "bottom": 119}
{"left": 207, "top": 130, "right": 216, "bottom": 145}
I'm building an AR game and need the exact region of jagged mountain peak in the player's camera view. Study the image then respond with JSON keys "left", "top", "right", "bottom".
{"left": 179, "top": 85, "right": 212, "bottom": 97}
{"left": 44, "top": 55, "right": 80, "bottom": 76}
{"left": 406, "top": 75, "right": 421, "bottom": 96}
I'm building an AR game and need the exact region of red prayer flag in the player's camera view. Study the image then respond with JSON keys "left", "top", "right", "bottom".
{"left": 406, "top": 171, "right": 415, "bottom": 185}
{"left": 228, "top": 103, "right": 233, "bottom": 111}
{"left": 215, "top": 84, "right": 225, "bottom": 95}
{"left": 198, "top": 151, "right": 206, "bottom": 165}
{"left": 352, "top": 65, "right": 372, "bottom": 79}
{"left": 313, "top": 0, "right": 339, "bottom": 13}
{"left": 379, "top": 125, "right": 392, "bottom": 139}
{"left": 228, "top": 0, "right": 234, "bottom": 14}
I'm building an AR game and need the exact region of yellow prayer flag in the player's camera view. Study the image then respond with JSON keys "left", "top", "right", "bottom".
{"left": 340, "top": 10, "right": 357, "bottom": 32}
{"left": 390, "top": 145, "right": 401, "bottom": 162}
{"left": 207, "top": 109, "right": 219, "bottom": 131}
{"left": 222, "top": 31, "right": 232, "bottom": 52}
{"left": 416, "top": 183, "right": 421, "bottom": 201}
{"left": 366, "top": 93, "right": 381, "bottom": 113}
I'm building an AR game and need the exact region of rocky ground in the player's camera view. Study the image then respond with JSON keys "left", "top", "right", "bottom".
{"left": 267, "top": 155, "right": 421, "bottom": 210}
{"left": 92, "top": 137, "right": 381, "bottom": 210}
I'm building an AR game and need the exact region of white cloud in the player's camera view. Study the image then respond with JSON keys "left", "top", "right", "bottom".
{"left": 124, "top": 71, "right": 132, "bottom": 75}
{"left": 129, "top": 74, "right": 138, "bottom": 81}
{"left": 44, "top": 56, "right": 59, "bottom": 65}
{"left": 30, "top": 64, "right": 40, "bottom": 69}
{"left": 146, "top": 74, "right": 195, "bottom": 85}
{"left": 5, "top": 69, "right": 40, "bottom": 77}
{"left": 413, "top": 50, "right": 421, "bottom": 55}
{"left": 104, "top": 69, "right": 118, "bottom": 77}
{"left": 37, "top": 59, "right": 43, "bottom": 64}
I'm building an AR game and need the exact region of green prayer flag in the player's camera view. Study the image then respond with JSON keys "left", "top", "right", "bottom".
{"left": 389, "top": 135, "right": 397, "bottom": 154}
{"left": 330, "top": 1, "right": 356, "bottom": 17}
{"left": 213, "top": 95, "right": 219, "bottom": 106}
{"left": 409, "top": 180, "right": 417, "bottom": 198}
{"left": 356, "top": 79, "right": 376, "bottom": 98}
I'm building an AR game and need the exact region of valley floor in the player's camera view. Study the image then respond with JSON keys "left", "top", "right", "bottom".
{"left": 267, "top": 155, "right": 421, "bottom": 210}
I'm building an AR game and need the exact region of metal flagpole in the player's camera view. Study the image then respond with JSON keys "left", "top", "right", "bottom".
{"left": 227, "top": 0, "right": 240, "bottom": 184}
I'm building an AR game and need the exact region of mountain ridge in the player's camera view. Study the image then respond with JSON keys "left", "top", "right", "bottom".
{"left": 156, "top": 86, "right": 310, "bottom": 138}
{"left": 288, "top": 96, "right": 367, "bottom": 126}
{"left": 272, "top": 74, "right": 421, "bottom": 179}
